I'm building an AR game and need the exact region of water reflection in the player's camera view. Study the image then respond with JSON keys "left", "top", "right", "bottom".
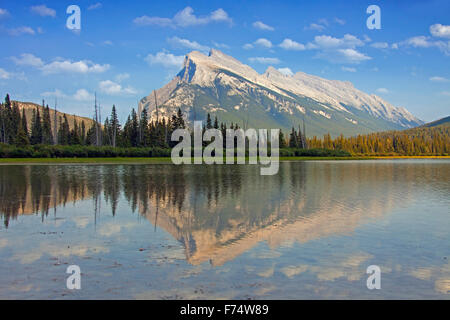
{"left": 1, "top": 161, "right": 448, "bottom": 268}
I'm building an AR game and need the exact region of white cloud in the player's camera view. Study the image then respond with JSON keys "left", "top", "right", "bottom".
{"left": 73, "top": 89, "right": 94, "bottom": 101}
{"left": 0, "top": 68, "right": 25, "bottom": 80}
{"left": 0, "top": 68, "right": 10, "bottom": 79}
{"left": 441, "top": 91, "right": 450, "bottom": 96}
{"left": 318, "top": 18, "right": 329, "bottom": 26}
{"left": 334, "top": 18, "right": 346, "bottom": 25}
{"left": 41, "top": 60, "right": 110, "bottom": 74}
{"left": 399, "top": 35, "right": 450, "bottom": 55}
{"left": 306, "top": 34, "right": 370, "bottom": 64}
{"left": 0, "top": 8, "right": 9, "bottom": 18}
{"left": 310, "top": 34, "right": 365, "bottom": 49}
{"left": 316, "top": 48, "right": 371, "bottom": 64}
{"left": 41, "top": 89, "right": 67, "bottom": 98}
{"left": 336, "top": 49, "right": 371, "bottom": 63}
{"left": 244, "top": 38, "right": 273, "bottom": 49}
{"left": 253, "top": 21, "right": 274, "bottom": 31}
{"left": 11, "top": 53, "right": 44, "bottom": 67}
{"left": 304, "top": 18, "right": 342, "bottom": 31}
{"left": 376, "top": 88, "right": 389, "bottom": 94}
{"left": 249, "top": 57, "right": 280, "bottom": 64}
{"left": 277, "top": 67, "right": 293, "bottom": 76}
{"left": 342, "top": 66, "right": 357, "bottom": 72}
{"left": 134, "top": 6, "right": 232, "bottom": 28}
{"left": 102, "top": 40, "right": 113, "bottom": 46}
{"left": 145, "top": 51, "right": 184, "bottom": 68}
{"left": 305, "top": 23, "right": 326, "bottom": 32}
{"left": 212, "top": 41, "right": 229, "bottom": 49}
{"left": 403, "top": 36, "right": 433, "bottom": 48}
{"left": 363, "top": 35, "right": 372, "bottom": 42}
{"left": 11, "top": 53, "right": 110, "bottom": 74}
{"left": 429, "top": 76, "right": 448, "bottom": 82}
{"left": 371, "top": 42, "right": 389, "bottom": 49}
{"left": 167, "top": 36, "right": 209, "bottom": 52}
{"left": 41, "top": 89, "right": 96, "bottom": 101}
{"left": 30, "top": 5, "right": 56, "bottom": 18}
{"left": 279, "top": 38, "right": 305, "bottom": 51}
{"left": 115, "top": 73, "right": 130, "bottom": 82}
{"left": 99, "top": 80, "right": 137, "bottom": 96}
{"left": 430, "top": 24, "right": 450, "bottom": 39}
{"left": 7, "top": 26, "right": 35, "bottom": 36}
{"left": 254, "top": 38, "right": 272, "bottom": 48}
{"left": 88, "top": 3, "right": 102, "bottom": 10}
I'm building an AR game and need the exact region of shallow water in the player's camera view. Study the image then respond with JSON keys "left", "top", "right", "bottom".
{"left": 0, "top": 160, "right": 449, "bottom": 299}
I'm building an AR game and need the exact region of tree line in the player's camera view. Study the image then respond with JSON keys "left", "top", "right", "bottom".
{"left": 304, "top": 128, "right": 450, "bottom": 155}
{"left": 0, "top": 94, "right": 282, "bottom": 150}
{"left": 1, "top": 93, "right": 448, "bottom": 156}
{"left": 0, "top": 94, "right": 184, "bottom": 149}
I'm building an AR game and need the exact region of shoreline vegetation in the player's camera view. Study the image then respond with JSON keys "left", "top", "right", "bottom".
{"left": 0, "top": 154, "right": 448, "bottom": 164}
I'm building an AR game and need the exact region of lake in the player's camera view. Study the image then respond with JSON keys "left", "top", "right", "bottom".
{"left": 0, "top": 160, "right": 449, "bottom": 299}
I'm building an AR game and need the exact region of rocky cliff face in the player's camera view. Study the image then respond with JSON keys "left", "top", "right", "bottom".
{"left": 139, "top": 49, "right": 422, "bottom": 136}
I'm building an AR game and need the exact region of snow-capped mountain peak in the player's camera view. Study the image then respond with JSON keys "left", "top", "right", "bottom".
{"left": 139, "top": 50, "right": 422, "bottom": 136}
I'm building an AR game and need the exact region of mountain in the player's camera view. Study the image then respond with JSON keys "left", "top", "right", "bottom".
{"left": 420, "top": 116, "right": 450, "bottom": 128}
{"left": 12, "top": 100, "right": 97, "bottom": 131}
{"left": 139, "top": 49, "right": 423, "bottom": 137}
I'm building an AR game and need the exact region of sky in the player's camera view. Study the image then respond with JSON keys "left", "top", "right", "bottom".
{"left": 0, "top": 0, "right": 449, "bottom": 122}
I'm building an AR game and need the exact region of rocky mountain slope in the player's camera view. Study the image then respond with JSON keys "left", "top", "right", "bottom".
{"left": 139, "top": 49, "right": 423, "bottom": 137}
{"left": 421, "top": 116, "right": 450, "bottom": 128}
{"left": 12, "top": 100, "right": 96, "bottom": 131}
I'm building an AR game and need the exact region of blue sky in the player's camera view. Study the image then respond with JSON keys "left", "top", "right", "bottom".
{"left": 0, "top": 0, "right": 449, "bottom": 122}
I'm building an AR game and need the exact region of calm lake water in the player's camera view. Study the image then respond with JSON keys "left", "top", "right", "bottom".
{"left": 0, "top": 160, "right": 449, "bottom": 299}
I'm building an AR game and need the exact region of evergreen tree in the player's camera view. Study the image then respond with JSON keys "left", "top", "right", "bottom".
{"left": 85, "top": 124, "right": 96, "bottom": 145}
{"left": 130, "top": 109, "right": 139, "bottom": 147}
{"left": 289, "top": 127, "right": 298, "bottom": 148}
{"left": 140, "top": 109, "right": 150, "bottom": 147}
{"left": 174, "top": 108, "right": 185, "bottom": 129}
{"left": 1, "top": 94, "right": 12, "bottom": 143}
{"left": 10, "top": 102, "right": 21, "bottom": 144}
{"left": 213, "top": 116, "right": 219, "bottom": 129}
{"left": 30, "top": 108, "right": 43, "bottom": 144}
{"left": 279, "top": 129, "right": 287, "bottom": 148}
{"left": 57, "top": 115, "right": 70, "bottom": 145}
{"left": 206, "top": 113, "right": 212, "bottom": 129}
{"left": 80, "top": 121, "right": 86, "bottom": 145}
{"left": 14, "top": 114, "right": 29, "bottom": 147}
{"left": 21, "top": 109, "right": 28, "bottom": 138}
{"left": 70, "top": 118, "right": 81, "bottom": 145}
{"left": 42, "top": 105, "right": 53, "bottom": 144}
{"left": 103, "top": 117, "right": 111, "bottom": 146}
{"left": 110, "top": 105, "right": 120, "bottom": 147}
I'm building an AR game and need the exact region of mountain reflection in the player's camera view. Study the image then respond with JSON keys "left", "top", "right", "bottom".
{"left": 0, "top": 162, "right": 441, "bottom": 266}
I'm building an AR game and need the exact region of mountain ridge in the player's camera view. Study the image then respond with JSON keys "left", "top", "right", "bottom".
{"left": 139, "top": 49, "right": 423, "bottom": 137}
{"left": 421, "top": 115, "right": 450, "bottom": 128}
{"left": 12, "top": 100, "right": 97, "bottom": 131}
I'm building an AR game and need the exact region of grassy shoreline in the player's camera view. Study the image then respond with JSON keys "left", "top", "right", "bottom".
{"left": 0, "top": 155, "right": 448, "bottom": 164}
